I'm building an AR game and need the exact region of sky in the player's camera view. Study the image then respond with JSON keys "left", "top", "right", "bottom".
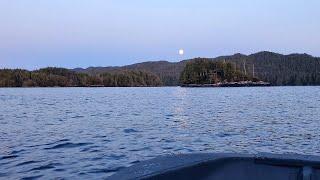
{"left": 0, "top": 0, "right": 319, "bottom": 69}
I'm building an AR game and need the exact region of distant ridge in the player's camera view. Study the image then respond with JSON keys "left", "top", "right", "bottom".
{"left": 72, "top": 51, "right": 320, "bottom": 86}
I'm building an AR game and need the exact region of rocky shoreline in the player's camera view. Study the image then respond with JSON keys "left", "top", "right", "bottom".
{"left": 181, "top": 81, "right": 271, "bottom": 87}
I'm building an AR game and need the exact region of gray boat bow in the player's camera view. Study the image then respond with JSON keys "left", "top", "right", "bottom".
{"left": 108, "top": 153, "right": 320, "bottom": 180}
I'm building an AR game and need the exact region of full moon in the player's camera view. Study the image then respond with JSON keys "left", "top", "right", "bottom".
{"left": 179, "top": 49, "right": 184, "bottom": 55}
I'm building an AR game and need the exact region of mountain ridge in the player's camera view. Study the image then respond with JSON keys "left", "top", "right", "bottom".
{"left": 72, "top": 51, "right": 320, "bottom": 86}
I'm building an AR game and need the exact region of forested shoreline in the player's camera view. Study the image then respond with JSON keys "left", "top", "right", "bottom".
{"left": 73, "top": 51, "right": 320, "bottom": 86}
{"left": 180, "top": 60, "right": 259, "bottom": 85}
{"left": 1, "top": 51, "right": 320, "bottom": 87}
{"left": 0, "top": 68, "right": 162, "bottom": 87}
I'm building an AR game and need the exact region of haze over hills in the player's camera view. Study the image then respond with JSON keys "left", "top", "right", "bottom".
{"left": 72, "top": 51, "right": 320, "bottom": 86}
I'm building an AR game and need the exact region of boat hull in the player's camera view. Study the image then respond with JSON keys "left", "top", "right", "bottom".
{"left": 108, "top": 153, "right": 320, "bottom": 180}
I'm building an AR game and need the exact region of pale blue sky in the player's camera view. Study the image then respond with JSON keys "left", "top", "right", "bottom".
{"left": 0, "top": 0, "right": 319, "bottom": 69}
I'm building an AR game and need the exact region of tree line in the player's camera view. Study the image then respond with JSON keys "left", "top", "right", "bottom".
{"left": 179, "top": 59, "right": 258, "bottom": 84}
{"left": 73, "top": 51, "right": 320, "bottom": 86}
{"left": 216, "top": 52, "right": 320, "bottom": 86}
{"left": 0, "top": 68, "right": 162, "bottom": 87}
{"left": 1, "top": 52, "right": 320, "bottom": 87}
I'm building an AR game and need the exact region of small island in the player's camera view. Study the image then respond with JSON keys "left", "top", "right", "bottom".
{"left": 179, "top": 59, "right": 270, "bottom": 87}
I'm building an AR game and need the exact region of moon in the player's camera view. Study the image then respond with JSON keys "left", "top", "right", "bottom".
{"left": 179, "top": 49, "right": 184, "bottom": 55}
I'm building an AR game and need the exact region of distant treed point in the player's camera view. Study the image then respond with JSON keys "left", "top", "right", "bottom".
{"left": 0, "top": 68, "right": 162, "bottom": 87}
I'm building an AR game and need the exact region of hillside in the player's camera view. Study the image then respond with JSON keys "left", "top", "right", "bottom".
{"left": 73, "top": 61, "right": 186, "bottom": 86}
{"left": 73, "top": 51, "right": 320, "bottom": 86}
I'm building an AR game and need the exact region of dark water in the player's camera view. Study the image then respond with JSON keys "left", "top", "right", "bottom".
{"left": 0, "top": 87, "right": 320, "bottom": 179}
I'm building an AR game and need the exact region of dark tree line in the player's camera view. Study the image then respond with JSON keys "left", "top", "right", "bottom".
{"left": 215, "top": 52, "right": 320, "bottom": 85}
{"left": 2, "top": 52, "right": 320, "bottom": 87}
{"left": 73, "top": 51, "right": 320, "bottom": 86}
{"left": 180, "top": 59, "right": 257, "bottom": 84}
{"left": 0, "top": 68, "right": 162, "bottom": 87}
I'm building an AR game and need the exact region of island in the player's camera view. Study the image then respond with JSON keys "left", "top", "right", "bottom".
{"left": 179, "top": 59, "right": 270, "bottom": 87}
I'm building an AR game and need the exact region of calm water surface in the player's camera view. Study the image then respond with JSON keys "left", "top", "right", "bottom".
{"left": 1, "top": 87, "right": 320, "bottom": 179}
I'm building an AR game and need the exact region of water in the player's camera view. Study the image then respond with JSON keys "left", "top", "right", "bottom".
{"left": 0, "top": 87, "right": 320, "bottom": 179}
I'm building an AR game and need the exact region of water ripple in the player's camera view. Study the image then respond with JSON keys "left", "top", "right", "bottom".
{"left": 87, "top": 166, "right": 125, "bottom": 174}
{"left": 123, "top": 128, "right": 139, "bottom": 133}
{"left": 44, "top": 142, "right": 92, "bottom": 150}
{"left": 29, "top": 163, "right": 61, "bottom": 171}
{"left": 21, "top": 175, "right": 43, "bottom": 180}
{"left": 0, "top": 87, "right": 319, "bottom": 179}
{"left": 16, "top": 160, "right": 40, "bottom": 167}
{"left": 1, "top": 155, "right": 19, "bottom": 160}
